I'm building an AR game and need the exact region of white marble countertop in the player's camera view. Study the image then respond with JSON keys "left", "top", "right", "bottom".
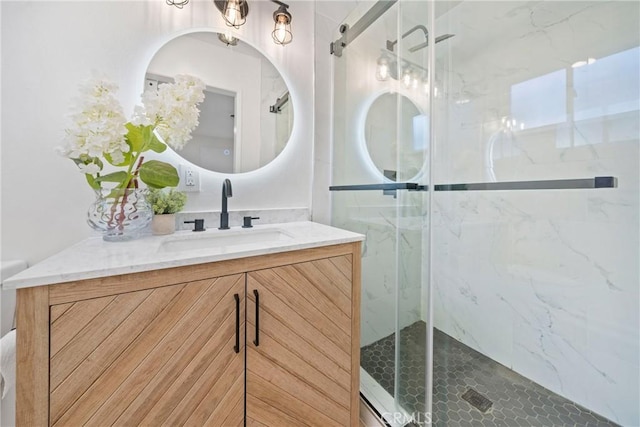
{"left": 3, "top": 221, "right": 364, "bottom": 290}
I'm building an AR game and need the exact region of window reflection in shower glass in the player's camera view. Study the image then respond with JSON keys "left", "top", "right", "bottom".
{"left": 573, "top": 46, "right": 640, "bottom": 121}
{"left": 412, "top": 114, "right": 429, "bottom": 151}
{"left": 510, "top": 69, "right": 567, "bottom": 129}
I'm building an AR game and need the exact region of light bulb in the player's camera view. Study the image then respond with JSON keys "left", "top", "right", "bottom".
{"left": 402, "top": 68, "right": 412, "bottom": 88}
{"left": 223, "top": 0, "right": 245, "bottom": 28}
{"left": 411, "top": 71, "right": 420, "bottom": 89}
{"left": 226, "top": 6, "right": 237, "bottom": 23}
{"left": 271, "top": 5, "right": 292, "bottom": 45}
{"left": 275, "top": 20, "right": 287, "bottom": 43}
{"left": 376, "top": 57, "right": 390, "bottom": 81}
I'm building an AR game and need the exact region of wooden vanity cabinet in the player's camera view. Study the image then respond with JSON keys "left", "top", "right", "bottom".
{"left": 16, "top": 242, "right": 361, "bottom": 427}
{"left": 48, "top": 274, "right": 246, "bottom": 427}
{"left": 246, "top": 255, "right": 357, "bottom": 426}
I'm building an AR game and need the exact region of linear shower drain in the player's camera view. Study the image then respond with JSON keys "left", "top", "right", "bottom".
{"left": 461, "top": 388, "right": 493, "bottom": 413}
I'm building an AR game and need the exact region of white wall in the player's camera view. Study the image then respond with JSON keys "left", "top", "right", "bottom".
{"left": 1, "top": 0, "right": 314, "bottom": 265}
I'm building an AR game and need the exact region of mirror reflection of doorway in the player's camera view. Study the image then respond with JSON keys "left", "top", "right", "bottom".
{"left": 181, "top": 89, "right": 236, "bottom": 173}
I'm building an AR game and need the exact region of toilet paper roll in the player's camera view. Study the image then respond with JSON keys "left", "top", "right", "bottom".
{"left": 0, "top": 329, "right": 16, "bottom": 399}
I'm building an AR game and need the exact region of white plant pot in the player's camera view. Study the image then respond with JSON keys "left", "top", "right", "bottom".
{"left": 151, "top": 213, "right": 176, "bottom": 235}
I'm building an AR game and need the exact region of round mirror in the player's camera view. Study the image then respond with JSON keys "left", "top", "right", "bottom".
{"left": 364, "top": 93, "right": 427, "bottom": 181}
{"left": 145, "top": 32, "right": 293, "bottom": 173}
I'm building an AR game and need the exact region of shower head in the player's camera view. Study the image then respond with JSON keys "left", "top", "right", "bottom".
{"left": 408, "top": 33, "right": 455, "bottom": 53}
{"left": 386, "top": 24, "right": 455, "bottom": 53}
{"left": 386, "top": 25, "right": 428, "bottom": 52}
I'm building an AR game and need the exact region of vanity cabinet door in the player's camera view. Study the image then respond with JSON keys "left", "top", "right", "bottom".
{"left": 48, "top": 273, "right": 245, "bottom": 427}
{"left": 246, "top": 255, "right": 357, "bottom": 426}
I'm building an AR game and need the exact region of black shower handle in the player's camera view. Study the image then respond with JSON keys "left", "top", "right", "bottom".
{"left": 253, "top": 289, "right": 260, "bottom": 347}
{"left": 234, "top": 293, "right": 240, "bottom": 353}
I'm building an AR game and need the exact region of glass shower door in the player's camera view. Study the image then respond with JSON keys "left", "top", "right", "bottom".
{"left": 430, "top": 2, "right": 639, "bottom": 426}
{"left": 329, "top": 1, "right": 433, "bottom": 424}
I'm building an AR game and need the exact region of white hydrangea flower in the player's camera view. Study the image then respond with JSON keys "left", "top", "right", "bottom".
{"left": 78, "top": 162, "right": 101, "bottom": 175}
{"left": 137, "top": 74, "right": 205, "bottom": 150}
{"left": 58, "top": 78, "right": 129, "bottom": 166}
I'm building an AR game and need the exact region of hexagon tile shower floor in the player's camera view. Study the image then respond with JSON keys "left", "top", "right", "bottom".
{"left": 360, "top": 322, "right": 619, "bottom": 427}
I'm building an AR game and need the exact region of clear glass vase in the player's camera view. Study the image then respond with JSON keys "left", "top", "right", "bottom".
{"left": 87, "top": 187, "right": 152, "bottom": 242}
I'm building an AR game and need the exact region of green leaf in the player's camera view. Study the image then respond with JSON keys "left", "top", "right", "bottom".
{"left": 139, "top": 160, "right": 179, "bottom": 189}
{"left": 126, "top": 124, "right": 167, "bottom": 154}
{"left": 125, "top": 123, "right": 146, "bottom": 152}
{"left": 85, "top": 173, "right": 101, "bottom": 190}
{"left": 147, "top": 130, "right": 167, "bottom": 153}
{"left": 95, "top": 171, "right": 129, "bottom": 185}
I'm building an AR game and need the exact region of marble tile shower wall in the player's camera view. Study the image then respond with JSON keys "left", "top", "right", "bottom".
{"left": 336, "top": 195, "right": 424, "bottom": 347}
{"left": 430, "top": 2, "right": 639, "bottom": 425}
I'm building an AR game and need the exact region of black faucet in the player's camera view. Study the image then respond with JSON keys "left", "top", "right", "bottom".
{"left": 219, "top": 178, "right": 233, "bottom": 230}
{"left": 184, "top": 219, "right": 205, "bottom": 232}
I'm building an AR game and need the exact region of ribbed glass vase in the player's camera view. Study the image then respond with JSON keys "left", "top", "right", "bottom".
{"left": 87, "top": 187, "right": 152, "bottom": 242}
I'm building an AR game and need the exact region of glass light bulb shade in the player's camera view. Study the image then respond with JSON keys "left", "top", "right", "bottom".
{"left": 218, "top": 32, "right": 238, "bottom": 46}
{"left": 224, "top": 0, "right": 246, "bottom": 28}
{"left": 402, "top": 69, "right": 412, "bottom": 88}
{"left": 411, "top": 71, "right": 420, "bottom": 89}
{"left": 376, "top": 57, "right": 390, "bottom": 81}
{"left": 272, "top": 16, "right": 292, "bottom": 45}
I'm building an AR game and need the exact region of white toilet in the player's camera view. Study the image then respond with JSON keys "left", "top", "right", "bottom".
{"left": 1, "top": 260, "right": 27, "bottom": 427}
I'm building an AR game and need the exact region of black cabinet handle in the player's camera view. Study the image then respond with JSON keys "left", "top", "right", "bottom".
{"left": 233, "top": 293, "right": 240, "bottom": 354}
{"left": 253, "top": 289, "right": 260, "bottom": 347}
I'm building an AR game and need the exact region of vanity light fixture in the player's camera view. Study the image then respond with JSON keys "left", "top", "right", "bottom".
{"left": 177, "top": 0, "right": 294, "bottom": 46}
{"left": 272, "top": 1, "right": 293, "bottom": 46}
{"left": 375, "top": 50, "right": 430, "bottom": 92}
{"left": 214, "top": 0, "right": 249, "bottom": 29}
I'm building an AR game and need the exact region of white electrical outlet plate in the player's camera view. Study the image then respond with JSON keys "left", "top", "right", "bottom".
{"left": 179, "top": 164, "right": 200, "bottom": 192}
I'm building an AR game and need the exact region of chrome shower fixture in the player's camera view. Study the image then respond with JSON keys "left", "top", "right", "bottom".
{"left": 386, "top": 24, "right": 454, "bottom": 53}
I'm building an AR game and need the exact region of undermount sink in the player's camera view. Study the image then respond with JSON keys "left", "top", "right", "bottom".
{"left": 159, "top": 228, "right": 294, "bottom": 253}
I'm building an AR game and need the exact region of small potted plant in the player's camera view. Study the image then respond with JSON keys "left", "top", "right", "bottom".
{"left": 147, "top": 188, "right": 187, "bottom": 235}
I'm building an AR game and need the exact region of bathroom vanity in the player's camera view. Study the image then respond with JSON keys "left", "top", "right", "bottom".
{"left": 4, "top": 221, "right": 364, "bottom": 427}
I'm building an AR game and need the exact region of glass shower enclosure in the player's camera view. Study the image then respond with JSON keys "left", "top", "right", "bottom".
{"left": 330, "top": 1, "right": 638, "bottom": 426}
{"left": 330, "top": 1, "right": 432, "bottom": 424}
